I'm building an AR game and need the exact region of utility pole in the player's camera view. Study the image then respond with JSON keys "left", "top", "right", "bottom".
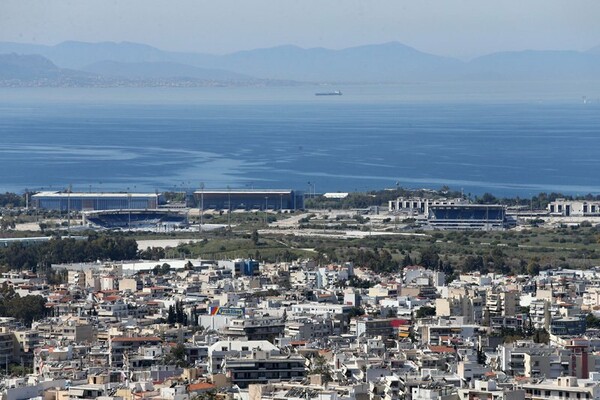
{"left": 67, "top": 184, "right": 72, "bottom": 236}
{"left": 227, "top": 185, "right": 231, "bottom": 229}
{"left": 128, "top": 192, "right": 132, "bottom": 230}
{"left": 199, "top": 182, "right": 204, "bottom": 233}
{"left": 265, "top": 196, "right": 269, "bottom": 225}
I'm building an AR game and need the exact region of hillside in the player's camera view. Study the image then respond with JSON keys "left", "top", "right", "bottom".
{"left": 81, "top": 61, "right": 252, "bottom": 81}
{"left": 3, "top": 41, "right": 600, "bottom": 84}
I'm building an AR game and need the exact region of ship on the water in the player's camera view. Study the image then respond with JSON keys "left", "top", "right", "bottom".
{"left": 315, "top": 90, "right": 342, "bottom": 96}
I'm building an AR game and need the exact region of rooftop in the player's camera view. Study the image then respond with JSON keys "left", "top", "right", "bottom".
{"left": 33, "top": 191, "right": 158, "bottom": 198}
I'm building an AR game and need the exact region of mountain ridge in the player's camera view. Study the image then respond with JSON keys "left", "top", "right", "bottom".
{"left": 3, "top": 40, "right": 600, "bottom": 84}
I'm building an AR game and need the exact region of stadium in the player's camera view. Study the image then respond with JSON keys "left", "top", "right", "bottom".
{"left": 426, "top": 204, "right": 508, "bottom": 230}
{"left": 83, "top": 209, "right": 187, "bottom": 230}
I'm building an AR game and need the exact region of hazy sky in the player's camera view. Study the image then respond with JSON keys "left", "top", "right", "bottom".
{"left": 1, "top": 0, "right": 599, "bottom": 58}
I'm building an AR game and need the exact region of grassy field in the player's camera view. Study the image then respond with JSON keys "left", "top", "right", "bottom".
{"left": 176, "top": 234, "right": 316, "bottom": 262}
{"left": 168, "top": 223, "right": 599, "bottom": 274}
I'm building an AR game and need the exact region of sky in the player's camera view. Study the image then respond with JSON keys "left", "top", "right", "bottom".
{"left": 1, "top": 0, "right": 599, "bottom": 59}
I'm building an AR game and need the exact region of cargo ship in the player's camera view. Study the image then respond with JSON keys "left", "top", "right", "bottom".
{"left": 315, "top": 90, "right": 342, "bottom": 96}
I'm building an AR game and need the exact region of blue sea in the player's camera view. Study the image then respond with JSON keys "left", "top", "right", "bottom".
{"left": 1, "top": 82, "right": 599, "bottom": 196}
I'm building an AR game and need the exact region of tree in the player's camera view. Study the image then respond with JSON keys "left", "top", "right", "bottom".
{"left": 0, "top": 217, "right": 15, "bottom": 231}
{"left": 477, "top": 193, "right": 498, "bottom": 204}
{"left": 401, "top": 253, "right": 413, "bottom": 267}
{"left": 169, "top": 301, "right": 187, "bottom": 325}
{"left": 0, "top": 235, "right": 139, "bottom": 271}
{"left": 165, "top": 343, "right": 189, "bottom": 368}
{"left": 310, "top": 354, "right": 333, "bottom": 384}
{"left": 191, "top": 391, "right": 217, "bottom": 400}
{"left": 527, "top": 260, "right": 541, "bottom": 276}
{"left": 46, "top": 269, "right": 68, "bottom": 285}
{"left": 161, "top": 263, "right": 171, "bottom": 275}
{"left": 138, "top": 247, "right": 166, "bottom": 260}
{"left": 0, "top": 294, "right": 48, "bottom": 326}
{"left": 419, "top": 246, "right": 439, "bottom": 269}
{"left": 586, "top": 313, "right": 600, "bottom": 329}
{"left": 533, "top": 329, "right": 550, "bottom": 344}
{"left": 38, "top": 222, "right": 48, "bottom": 233}
{"left": 462, "top": 255, "right": 484, "bottom": 273}
{"left": 415, "top": 306, "right": 436, "bottom": 319}
{"left": 152, "top": 263, "right": 171, "bottom": 276}
{"left": 167, "top": 305, "right": 176, "bottom": 324}
{"left": 488, "top": 248, "right": 508, "bottom": 274}
{"left": 348, "top": 307, "right": 365, "bottom": 318}
{"left": 251, "top": 229, "right": 259, "bottom": 246}
{"left": 0, "top": 192, "right": 25, "bottom": 208}
{"left": 477, "top": 347, "right": 486, "bottom": 364}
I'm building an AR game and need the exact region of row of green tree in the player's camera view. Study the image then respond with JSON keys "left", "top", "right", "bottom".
{"left": 326, "top": 241, "right": 546, "bottom": 277}
{"left": 0, "top": 192, "right": 25, "bottom": 208}
{"left": 0, "top": 283, "right": 48, "bottom": 326}
{"left": 0, "top": 234, "right": 138, "bottom": 270}
{"left": 343, "top": 248, "right": 397, "bottom": 273}
{"left": 166, "top": 300, "right": 201, "bottom": 327}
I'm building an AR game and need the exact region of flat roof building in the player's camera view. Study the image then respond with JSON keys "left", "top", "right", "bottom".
{"left": 547, "top": 199, "right": 600, "bottom": 217}
{"left": 32, "top": 192, "right": 160, "bottom": 211}
{"left": 193, "top": 189, "right": 303, "bottom": 211}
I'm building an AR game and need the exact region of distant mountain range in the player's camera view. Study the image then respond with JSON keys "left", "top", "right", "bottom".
{"left": 81, "top": 60, "right": 251, "bottom": 81}
{"left": 1, "top": 40, "right": 600, "bottom": 86}
{"left": 0, "top": 53, "right": 99, "bottom": 86}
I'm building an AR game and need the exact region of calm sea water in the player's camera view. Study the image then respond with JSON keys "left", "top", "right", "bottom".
{"left": 0, "top": 83, "right": 599, "bottom": 196}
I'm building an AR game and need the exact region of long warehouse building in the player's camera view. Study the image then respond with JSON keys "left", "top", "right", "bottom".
{"left": 193, "top": 189, "right": 304, "bottom": 211}
{"left": 32, "top": 191, "right": 160, "bottom": 211}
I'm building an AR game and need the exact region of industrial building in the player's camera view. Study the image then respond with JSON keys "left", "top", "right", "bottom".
{"left": 193, "top": 189, "right": 303, "bottom": 211}
{"left": 32, "top": 192, "right": 160, "bottom": 211}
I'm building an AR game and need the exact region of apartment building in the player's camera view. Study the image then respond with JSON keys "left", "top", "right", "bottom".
{"left": 223, "top": 350, "right": 306, "bottom": 388}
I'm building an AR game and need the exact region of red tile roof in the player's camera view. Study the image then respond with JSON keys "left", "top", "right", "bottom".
{"left": 428, "top": 345, "right": 455, "bottom": 353}
{"left": 111, "top": 336, "right": 162, "bottom": 342}
{"left": 188, "top": 382, "right": 216, "bottom": 392}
